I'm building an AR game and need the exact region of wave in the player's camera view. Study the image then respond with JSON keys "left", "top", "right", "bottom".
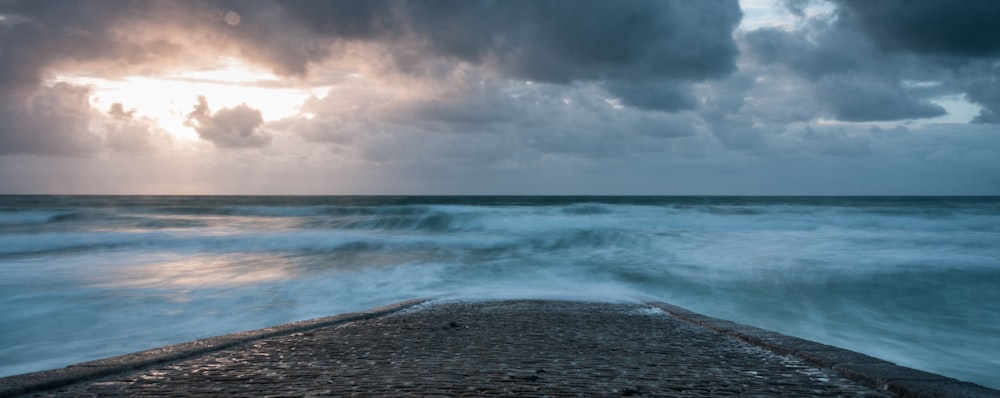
{"left": 3, "top": 198, "right": 999, "bottom": 257}
{"left": 2, "top": 196, "right": 999, "bottom": 388}
{"left": 0, "top": 210, "right": 74, "bottom": 225}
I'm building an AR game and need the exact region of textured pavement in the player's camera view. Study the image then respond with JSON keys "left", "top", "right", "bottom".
{"left": 3, "top": 300, "right": 998, "bottom": 397}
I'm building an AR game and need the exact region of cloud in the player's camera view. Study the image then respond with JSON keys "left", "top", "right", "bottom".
{"left": 383, "top": 0, "right": 742, "bottom": 112}
{"left": 740, "top": 0, "right": 1000, "bottom": 124}
{"left": 695, "top": 71, "right": 769, "bottom": 150}
{"left": 185, "top": 96, "right": 270, "bottom": 149}
{"left": 948, "top": 59, "right": 1000, "bottom": 124}
{"left": 743, "top": 26, "right": 861, "bottom": 81}
{"left": 1, "top": 0, "right": 996, "bottom": 195}
{"left": 271, "top": 0, "right": 742, "bottom": 82}
{"left": 832, "top": 0, "right": 1000, "bottom": 57}
{"left": 232, "top": 0, "right": 743, "bottom": 114}
{"left": 751, "top": 0, "right": 1000, "bottom": 124}
{"left": 0, "top": 83, "right": 170, "bottom": 156}
{"left": 102, "top": 103, "right": 172, "bottom": 154}
{"left": 743, "top": 27, "right": 947, "bottom": 122}
{"left": 0, "top": 1, "right": 192, "bottom": 85}
{"left": 604, "top": 80, "right": 696, "bottom": 112}
{"left": 0, "top": 0, "right": 745, "bottom": 157}
{"left": 814, "top": 74, "right": 945, "bottom": 122}
{"left": 965, "top": 69, "right": 1000, "bottom": 124}
{"left": 2, "top": 0, "right": 744, "bottom": 88}
{"left": 0, "top": 83, "right": 101, "bottom": 156}
{"left": 826, "top": 0, "right": 1000, "bottom": 123}
{"left": 0, "top": 1, "right": 190, "bottom": 156}
{"left": 276, "top": 72, "right": 708, "bottom": 171}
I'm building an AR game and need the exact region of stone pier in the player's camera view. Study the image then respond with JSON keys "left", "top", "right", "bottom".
{"left": 2, "top": 299, "right": 997, "bottom": 397}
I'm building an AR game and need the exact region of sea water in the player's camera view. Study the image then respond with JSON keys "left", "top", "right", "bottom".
{"left": 1, "top": 196, "right": 998, "bottom": 388}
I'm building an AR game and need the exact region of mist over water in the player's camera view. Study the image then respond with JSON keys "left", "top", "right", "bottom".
{"left": 1, "top": 196, "right": 998, "bottom": 388}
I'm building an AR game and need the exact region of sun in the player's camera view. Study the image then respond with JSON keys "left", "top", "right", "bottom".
{"left": 53, "top": 58, "right": 326, "bottom": 141}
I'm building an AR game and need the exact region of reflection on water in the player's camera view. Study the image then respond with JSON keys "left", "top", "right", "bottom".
{"left": 92, "top": 254, "right": 296, "bottom": 290}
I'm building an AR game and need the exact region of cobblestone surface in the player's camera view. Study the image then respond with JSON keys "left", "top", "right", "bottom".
{"left": 33, "top": 300, "right": 889, "bottom": 397}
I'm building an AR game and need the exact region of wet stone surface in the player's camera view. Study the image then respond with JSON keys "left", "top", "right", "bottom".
{"left": 37, "top": 301, "right": 889, "bottom": 397}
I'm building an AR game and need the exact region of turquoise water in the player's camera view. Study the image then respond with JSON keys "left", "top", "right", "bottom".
{"left": 1, "top": 196, "right": 998, "bottom": 389}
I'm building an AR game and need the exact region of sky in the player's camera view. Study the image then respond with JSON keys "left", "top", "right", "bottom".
{"left": 0, "top": 0, "right": 998, "bottom": 195}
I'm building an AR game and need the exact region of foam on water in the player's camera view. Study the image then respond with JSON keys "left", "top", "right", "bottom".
{"left": 1, "top": 196, "right": 998, "bottom": 389}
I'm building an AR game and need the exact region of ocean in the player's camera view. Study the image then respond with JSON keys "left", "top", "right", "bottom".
{"left": 1, "top": 196, "right": 998, "bottom": 389}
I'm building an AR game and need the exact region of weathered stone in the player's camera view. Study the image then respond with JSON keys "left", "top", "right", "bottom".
{"left": 833, "top": 362, "right": 955, "bottom": 387}
{"left": 796, "top": 349, "right": 893, "bottom": 369}
{"left": 885, "top": 378, "right": 1000, "bottom": 398}
{"left": 3, "top": 300, "right": 997, "bottom": 397}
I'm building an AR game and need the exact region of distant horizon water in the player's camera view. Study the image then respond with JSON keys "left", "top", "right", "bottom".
{"left": 1, "top": 195, "right": 998, "bottom": 389}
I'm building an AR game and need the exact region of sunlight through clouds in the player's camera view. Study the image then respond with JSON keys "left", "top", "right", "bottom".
{"left": 52, "top": 59, "right": 316, "bottom": 141}
{"left": 1, "top": 0, "right": 998, "bottom": 194}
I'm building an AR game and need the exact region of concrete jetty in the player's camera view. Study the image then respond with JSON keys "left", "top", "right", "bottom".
{"left": 2, "top": 299, "right": 997, "bottom": 397}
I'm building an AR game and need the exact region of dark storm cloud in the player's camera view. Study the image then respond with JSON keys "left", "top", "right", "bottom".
{"left": 185, "top": 96, "right": 270, "bottom": 149}
{"left": 390, "top": 0, "right": 742, "bottom": 112}
{"left": 830, "top": 0, "right": 1000, "bottom": 124}
{"left": 828, "top": 0, "right": 1000, "bottom": 123}
{"left": 815, "top": 74, "right": 945, "bottom": 122}
{"left": 225, "top": 0, "right": 742, "bottom": 113}
{"left": 604, "top": 80, "right": 696, "bottom": 112}
{"left": 0, "top": 0, "right": 194, "bottom": 156}
{"left": 744, "top": 26, "right": 947, "bottom": 122}
{"left": 963, "top": 62, "right": 1000, "bottom": 123}
{"left": 832, "top": 0, "right": 1000, "bottom": 57}
{"left": 745, "top": 0, "right": 1000, "bottom": 124}
{"left": 0, "top": 0, "right": 745, "bottom": 156}
{"left": 1, "top": 0, "right": 743, "bottom": 87}
{"left": 744, "top": 17, "right": 949, "bottom": 122}
{"left": 743, "top": 27, "right": 861, "bottom": 81}
{"left": 697, "top": 72, "right": 767, "bottom": 150}
{"left": 271, "top": 0, "right": 742, "bottom": 83}
{"left": 0, "top": 1, "right": 117, "bottom": 88}
{"left": 0, "top": 83, "right": 102, "bottom": 156}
